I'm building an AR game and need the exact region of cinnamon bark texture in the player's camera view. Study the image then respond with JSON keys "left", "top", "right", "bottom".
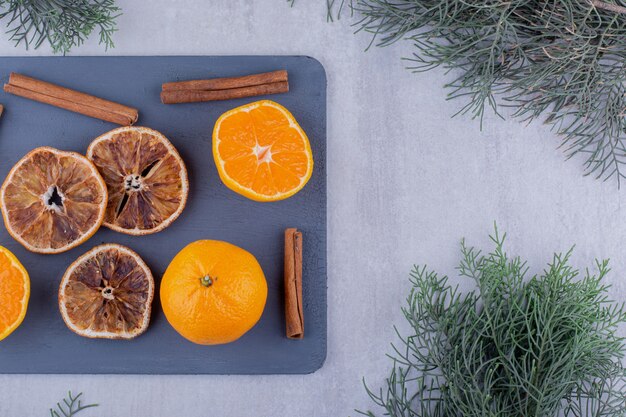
{"left": 284, "top": 228, "right": 304, "bottom": 339}
{"left": 3, "top": 73, "right": 138, "bottom": 125}
{"left": 161, "top": 70, "right": 289, "bottom": 104}
{"left": 162, "top": 70, "right": 288, "bottom": 91}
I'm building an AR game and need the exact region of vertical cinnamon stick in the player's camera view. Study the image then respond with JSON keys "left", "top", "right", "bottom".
{"left": 285, "top": 228, "right": 304, "bottom": 339}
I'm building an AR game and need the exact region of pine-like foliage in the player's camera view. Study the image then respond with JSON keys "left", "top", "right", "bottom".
{"left": 0, "top": 0, "right": 120, "bottom": 54}
{"left": 360, "top": 229, "right": 626, "bottom": 416}
{"left": 320, "top": 0, "right": 626, "bottom": 184}
{"left": 50, "top": 391, "right": 98, "bottom": 417}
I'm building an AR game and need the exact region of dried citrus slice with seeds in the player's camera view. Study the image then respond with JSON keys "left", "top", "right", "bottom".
{"left": 0, "top": 246, "right": 29, "bottom": 342}
{"left": 86, "top": 126, "right": 189, "bottom": 235}
{"left": 58, "top": 243, "right": 154, "bottom": 339}
{"left": 0, "top": 147, "right": 107, "bottom": 254}
{"left": 213, "top": 100, "right": 314, "bottom": 202}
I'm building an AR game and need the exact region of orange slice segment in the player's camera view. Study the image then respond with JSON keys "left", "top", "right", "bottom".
{"left": 0, "top": 246, "right": 29, "bottom": 342}
{"left": 0, "top": 147, "right": 107, "bottom": 254}
{"left": 58, "top": 243, "right": 154, "bottom": 339}
{"left": 86, "top": 126, "right": 189, "bottom": 235}
{"left": 213, "top": 100, "right": 314, "bottom": 202}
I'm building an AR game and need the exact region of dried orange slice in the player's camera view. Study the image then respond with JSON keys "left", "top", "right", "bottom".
{"left": 213, "top": 100, "right": 314, "bottom": 202}
{"left": 0, "top": 246, "right": 29, "bottom": 342}
{"left": 0, "top": 147, "right": 107, "bottom": 254}
{"left": 86, "top": 126, "right": 189, "bottom": 235}
{"left": 58, "top": 243, "right": 154, "bottom": 339}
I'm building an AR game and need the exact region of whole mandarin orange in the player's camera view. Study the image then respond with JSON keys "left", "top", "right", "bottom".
{"left": 160, "top": 240, "right": 267, "bottom": 345}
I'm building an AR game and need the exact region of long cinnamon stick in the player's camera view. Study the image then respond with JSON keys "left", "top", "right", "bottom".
{"left": 161, "top": 81, "right": 289, "bottom": 104}
{"left": 4, "top": 73, "right": 138, "bottom": 125}
{"left": 162, "top": 70, "right": 288, "bottom": 92}
{"left": 285, "top": 228, "right": 304, "bottom": 339}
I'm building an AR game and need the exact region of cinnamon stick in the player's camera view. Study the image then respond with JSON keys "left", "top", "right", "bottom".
{"left": 160, "top": 81, "right": 289, "bottom": 104}
{"left": 285, "top": 228, "right": 304, "bottom": 339}
{"left": 162, "top": 70, "right": 288, "bottom": 92}
{"left": 4, "top": 73, "right": 138, "bottom": 125}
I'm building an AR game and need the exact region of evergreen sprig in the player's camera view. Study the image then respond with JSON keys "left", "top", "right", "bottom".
{"left": 312, "top": 0, "right": 626, "bottom": 184}
{"left": 0, "top": 0, "right": 120, "bottom": 54}
{"left": 50, "top": 391, "right": 98, "bottom": 417}
{"left": 359, "top": 228, "right": 626, "bottom": 416}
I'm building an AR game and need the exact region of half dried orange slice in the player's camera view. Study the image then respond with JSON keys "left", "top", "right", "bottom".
{"left": 86, "top": 126, "right": 189, "bottom": 235}
{"left": 0, "top": 147, "right": 107, "bottom": 254}
{"left": 58, "top": 243, "right": 154, "bottom": 339}
{"left": 0, "top": 246, "right": 29, "bottom": 342}
{"left": 213, "top": 100, "right": 314, "bottom": 202}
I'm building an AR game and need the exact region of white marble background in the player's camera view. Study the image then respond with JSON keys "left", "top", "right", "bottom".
{"left": 1, "top": 1, "right": 625, "bottom": 416}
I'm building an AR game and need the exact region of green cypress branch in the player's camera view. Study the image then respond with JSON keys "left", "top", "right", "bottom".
{"left": 592, "top": 0, "right": 626, "bottom": 14}
{"left": 49, "top": 391, "right": 98, "bottom": 417}
{"left": 305, "top": 0, "right": 626, "bottom": 185}
{"left": 0, "top": 0, "right": 121, "bottom": 54}
{"left": 358, "top": 227, "right": 626, "bottom": 416}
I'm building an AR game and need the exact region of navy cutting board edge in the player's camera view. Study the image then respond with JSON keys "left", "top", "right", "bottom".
{"left": 0, "top": 56, "right": 327, "bottom": 374}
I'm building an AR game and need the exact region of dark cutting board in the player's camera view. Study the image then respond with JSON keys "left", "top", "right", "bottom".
{"left": 0, "top": 56, "right": 326, "bottom": 374}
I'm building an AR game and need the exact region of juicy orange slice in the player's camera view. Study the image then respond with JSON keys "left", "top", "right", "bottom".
{"left": 0, "top": 147, "right": 107, "bottom": 254}
{"left": 86, "top": 126, "right": 189, "bottom": 235}
{"left": 213, "top": 100, "right": 314, "bottom": 202}
{"left": 58, "top": 243, "right": 154, "bottom": 339}
{"left": 0, "top": 246, "right": 29, "bottom": 342}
